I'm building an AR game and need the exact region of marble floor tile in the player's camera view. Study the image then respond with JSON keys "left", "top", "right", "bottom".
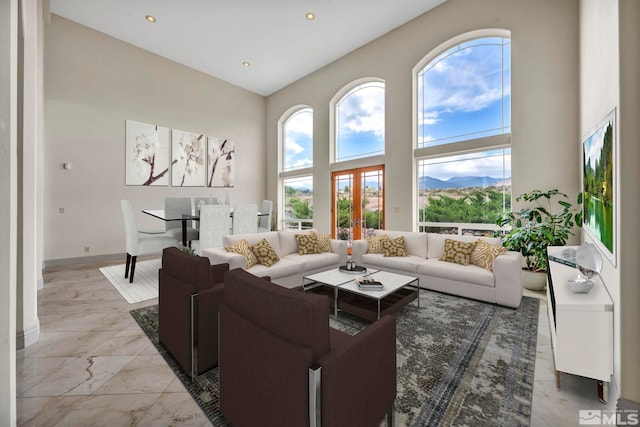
{"left": 94, "top": 355, "right": 176, "bottom": 395}
{"left": 15, "top": 260, "right": 616, "bottom": 426}
{"left": 21, "top": 355, "right": 135, "bottom": 397}
{"left": 137, "top": 392, "right": 213, "bottom": 426}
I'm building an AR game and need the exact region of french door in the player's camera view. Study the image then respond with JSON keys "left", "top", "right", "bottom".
{"left": 331, "top": 165, "right": 384, "bottom": 241}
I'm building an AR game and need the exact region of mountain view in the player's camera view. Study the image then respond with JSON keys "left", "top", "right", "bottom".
{"left": 419, "top": 175, "right": 511, "bottom": 190}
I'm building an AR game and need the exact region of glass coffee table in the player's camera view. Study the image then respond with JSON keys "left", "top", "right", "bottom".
{"left": 303, "top": 268, "right": 419, "bottom": 321}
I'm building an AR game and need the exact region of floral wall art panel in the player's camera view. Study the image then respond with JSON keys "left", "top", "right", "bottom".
{"left": 125, "top": 120, "right": 171, "bottom": 186}
{"left": 207, "top": 137, "right": 235, "bottom": 187}
{"left": 171, "top": 129, "right": 207, "bottom": 187}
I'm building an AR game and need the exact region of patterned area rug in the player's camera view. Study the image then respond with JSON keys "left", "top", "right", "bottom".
{"left": 130, "top": 290, "right": 538, "bottom": 426}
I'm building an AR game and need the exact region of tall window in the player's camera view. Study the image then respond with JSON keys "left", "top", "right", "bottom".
{"left": 415, "top": 33, "right": 511, "bottom": 234}
{"left": 283, "top": 108, "right": 313, "bottom": 171}
{"left": 280, "top": 107, "right": 313, "bottom": 229}
{"left": 335, "top": 81, "right": 385, "bottom": 162}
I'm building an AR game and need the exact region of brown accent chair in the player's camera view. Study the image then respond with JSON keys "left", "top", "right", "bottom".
{"left": 158, "top": 247, "right": 228, "bottom": 376}
{"left": 219, "top": 268, "right": 397, "bottom": 427}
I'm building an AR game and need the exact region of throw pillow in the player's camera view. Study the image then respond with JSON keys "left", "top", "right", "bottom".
{"left": 295, "top": 233, "right": 320, "bottom": 255}
{"left": 471, "top": 239, "right": 508, "bottom": 271}
{"left": 311, "top": 231, "right": 331, "bottom": 253}
{"left": 225, "top": 239, "right": 258, "bottom": 269}
{"left": 382, "top": 236, "right": 408, "bottom": 257}
{"left": 440, "top": 239, "right": 477, "bottom": 266}
{"left": 252, "top": 238, "right": 280, "bottom": 267}
{"left": 367, "top": 234, "right": 389, "bottom": 254}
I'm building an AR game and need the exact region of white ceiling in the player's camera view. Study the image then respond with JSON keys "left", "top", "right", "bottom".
{"left": 50, "top": 0, "right": 446, "bottom": 96}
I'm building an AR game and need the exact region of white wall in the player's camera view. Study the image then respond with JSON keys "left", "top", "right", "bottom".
{"left": 580, "top": 0, "right": 640, "bottom": 406}
{"left": 43, "top": 16, "right": 266, "bottom": 261}
{"left": 0, "top": 0, "right": 18, "bottom": 422}
{"left": 266, "top": 0, "right": 581, "bottom": 234}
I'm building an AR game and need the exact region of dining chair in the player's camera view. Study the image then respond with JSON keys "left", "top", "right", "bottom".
{"left": 232, "top": 204, "right": 258, "bottom": 234}
{"left": 164, "top": 197, "right": 199, "bottom": 245}
{"left": 192, "top": 204, "right": 231, "bottom": 255}
{"left": 257, "top": 199, "right": 273, "bottom": 233}
{"left": 120, "top": 199, "right": 178, "bottom": 283}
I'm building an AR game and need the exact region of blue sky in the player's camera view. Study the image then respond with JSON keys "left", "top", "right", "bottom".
{"left": 284, "top": 38, "right": 511, "bottom": 182}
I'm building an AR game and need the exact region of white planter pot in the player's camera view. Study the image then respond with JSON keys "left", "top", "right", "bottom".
{"left": 522, "top": 269, "right": 547, "bottom": 291}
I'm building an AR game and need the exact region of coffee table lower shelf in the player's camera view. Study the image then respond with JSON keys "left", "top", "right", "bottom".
{"left": 338, "top": 287, "right": 417, "bottom": 321}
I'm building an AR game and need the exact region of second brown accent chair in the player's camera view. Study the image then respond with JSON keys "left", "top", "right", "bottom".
{"left": 158, "top": 247, "right": 228, "bottom": 376}
{"left": 219, "top": 268, "right": 397, "bottom": 427}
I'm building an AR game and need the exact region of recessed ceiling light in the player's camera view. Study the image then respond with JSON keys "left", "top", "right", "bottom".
{"left": 305, "top": 12, "right": 315, "bottom": 20}
{"left": 145, "top": 15, "right": 156, "bottom": 23}
{"left": 242, "top": 61, "right": 251, "bottom": 67}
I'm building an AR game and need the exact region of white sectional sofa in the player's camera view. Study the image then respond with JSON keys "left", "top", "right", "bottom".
{"left": 351, "top": 230, "right": 523, "bottom": 308}
{"left": 202, "top": 229, "right": 348, "bottom": 289}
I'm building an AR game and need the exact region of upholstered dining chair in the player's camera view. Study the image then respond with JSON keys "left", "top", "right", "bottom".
{"left": 257, "top": 199, "right": 273, "bottom": 233}
{"left": 232, "top": 204, "right": 258, "bottom": 234}
{"left": 164, "top": 197, "right": 199, "bottom": 245}
{"left": 120, "top": 199, "right": 177, "bottom": 283}
{"left": 191, "top": 204, "right": 231, "bottom": 255}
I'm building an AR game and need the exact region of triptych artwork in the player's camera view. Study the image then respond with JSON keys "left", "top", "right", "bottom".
{"left": 125, "top": 120, "right": 235, "bottom": 187}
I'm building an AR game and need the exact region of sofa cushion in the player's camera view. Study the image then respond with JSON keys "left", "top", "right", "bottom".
{"left": 418, "top": 259, "right": 495, "bottom": 287}
{"left": 295, "top": 233, "right": 320, "bottom": 255}
{"left": 470, "top": 240, "right": 507, "bottom": 271}
{"left": 361, "top": 253, "right": 425, "bottom": 274}
{"left": 382, "top": 236, "right": 409, "bottom": 257}
{"left": 252, "top": 238, "right": 280, "bottom": 267}
{"left": 225, "top": 239, "right": 259, "bottom": 269}
{"left": 427, "top": 233, "right": 502, "bottom": 260}
{"left": 375, "top": 230, "right": 427, "bottom": 258}
{"left": 283, "top": 252, "right": 341, "bottom": 271}
{"left": 245, "top": 258, "right": 303, "bottom": 279}
{"left": 224, "top": 231, "right": 282, "bottom": 256}
{"left": 440, "top": 239, "right": 477, "bottom": 266}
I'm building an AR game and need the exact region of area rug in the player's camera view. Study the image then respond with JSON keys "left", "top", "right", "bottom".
{"left": 100, "top": 259, "right": 161, "bottom": 303}
{"left": 130, "top": 291, "right": 539, "bottom": 426}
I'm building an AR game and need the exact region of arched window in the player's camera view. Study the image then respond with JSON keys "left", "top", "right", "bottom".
{"left": 414, "top": 32, "right": 511, "bottom": 234}
{"left": 283, "top": 107, "right": 313, "bottom": 171}
{"left": 335, "top": 80, "right": 385, "bottom": 162}
{"left": 279, "top": 107, "right": 313, "bottom": 230}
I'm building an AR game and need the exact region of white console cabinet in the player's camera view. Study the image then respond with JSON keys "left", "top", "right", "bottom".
{"left": 546, "top": 246, "right": 614, "bottom": 403}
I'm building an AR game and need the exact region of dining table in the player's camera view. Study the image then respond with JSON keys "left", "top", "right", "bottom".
{"left": 142, "top": 208, "right": 267, "bottom": 246}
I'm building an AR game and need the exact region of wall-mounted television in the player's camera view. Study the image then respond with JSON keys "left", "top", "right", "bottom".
{"left": 582, "top": 108, "right": 616, "bottom": 265}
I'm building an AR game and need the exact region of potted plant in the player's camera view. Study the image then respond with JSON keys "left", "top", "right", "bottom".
{"left": 496, "top": 189, "right": 583, "bottom": 290}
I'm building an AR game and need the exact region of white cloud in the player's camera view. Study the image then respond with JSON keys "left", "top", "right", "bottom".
{"left": 339, "top": 84, "right": 385, "bottom": 137}
{"left": 285, "top": 109, "right": 313, "bottom": 137}
{"left": 285, "top": 137, "right": 305, "bottom": 154}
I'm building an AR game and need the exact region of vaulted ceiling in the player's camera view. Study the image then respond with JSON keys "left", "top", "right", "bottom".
{"left": 50, "top": 0, "right": 446, "bottom": 96}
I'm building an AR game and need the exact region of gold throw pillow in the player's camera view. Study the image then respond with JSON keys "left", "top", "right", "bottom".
{"left": 440, "top": 239, "right": 477, "bottom": 266}
{"left": 225, "top": 239, "right": 258, "bottom": 269}
{"left": 295, "top": 233, "right": 320, "bottom": 255}
{"left": 252, "top": 238, "right": 280, "bottom": 267}
{"left": 367, "top": 234, "right": 389, "bottom": 254}
{"left": 470, "top": 239, "right": 507, "bottom": 271}
{"left": 382, "top": 236, "right": 408, "bottom": 257}
{"left": 311, "top": 231, "right": 331, "bottom": 253}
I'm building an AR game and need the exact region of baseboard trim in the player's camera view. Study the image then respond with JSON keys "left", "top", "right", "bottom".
{"left": 45, "top": 253, "right": 126, "bottom": 268}
{"left": 17, "top": 318, "right": 40, "bottom": 349}
{"left": 618, "top": 397, "right": 640, "bottom": 411}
